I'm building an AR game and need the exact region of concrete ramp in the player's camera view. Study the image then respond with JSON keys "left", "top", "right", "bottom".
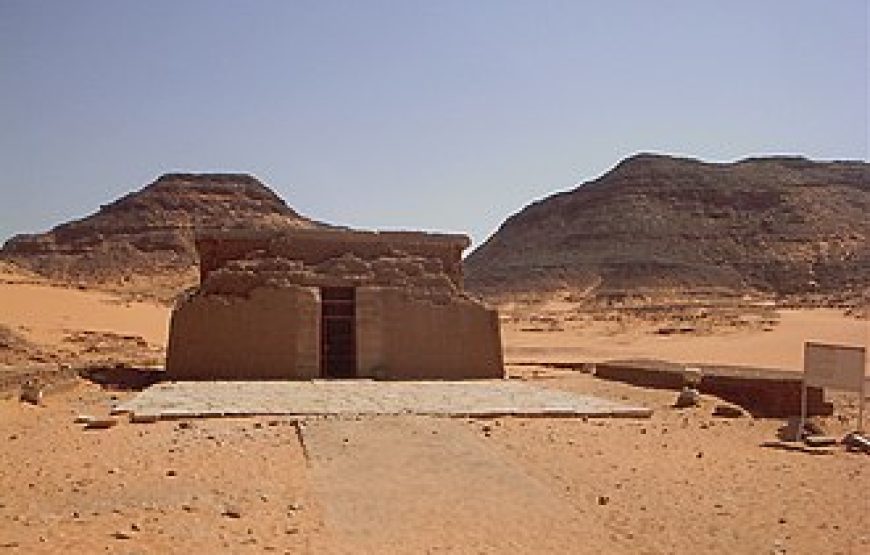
{"left": 115, "top": 380, "right": 652, "bottom": 420}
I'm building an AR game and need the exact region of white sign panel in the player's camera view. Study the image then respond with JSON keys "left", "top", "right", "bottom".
{"left": 803, "top": 342, "right": 866, "bottom": 392}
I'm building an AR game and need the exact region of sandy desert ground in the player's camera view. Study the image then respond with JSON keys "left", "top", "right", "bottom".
{"left": 1, "top": 266, "right": 868, "bottom": 554}
{"left": 500, "top": 295, "right": 868, "bottom": 372}
{"left": 1, "top": 371, "right": 867, "bottom": 554}
{"left": 0, "top": 263, "right": 168, "bottom": 367}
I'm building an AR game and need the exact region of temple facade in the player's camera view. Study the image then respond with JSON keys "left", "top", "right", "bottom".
{"left": 165, "top": 228, "right": 503, "bottom": 380}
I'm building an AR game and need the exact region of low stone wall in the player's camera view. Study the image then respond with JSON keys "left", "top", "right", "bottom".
{"left": 166, "top": 286, "right": 320, "bottom": 380}
{"left": 356, "top": 287, "right": 503, "bottom": 380}
{"left": 165, "top": 285, "right": 503, "bottom": 381}
{"left": 594, "top": 360, "right": 832, "bottom": 417}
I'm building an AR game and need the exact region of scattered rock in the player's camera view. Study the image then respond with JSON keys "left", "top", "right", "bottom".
{"left": 166, "top": 470, "right": 177, "bottom": 477}
{"left": 597, "top": 495, "right": 610, "bottom": 506}
{"left": 222, "top": 507, "right": 242, "bottom": 519}
{"left": 803, "top": 418, "right": 826, "bottom": 436}
{"left": 804, "top": 435, "right": 837, "bottom": 448}
{"left": 673, "top": 387, "right": 700, "bottom": 408}
{"left": 712, "top": 404, "right": 746, "bottom": 418}
{"left": 84, "top": 417, "right": 118, "bottom": 430}
{"left": 19, "top": 381, "right": 43, "bottom": 405}
{"left": 177, "top": 421, "right": 192, "bottom": 430}
{"left": 843, "top": 432, "right": 870, "bottom": 453}
{"left": 111, "top": 531, "right": 132, "bottom": 540}
{"left": 130, "top": 414, "right": 159, "bottom": 424}
{"left": 74, "top": 415, "right": 93, "bottom": 424}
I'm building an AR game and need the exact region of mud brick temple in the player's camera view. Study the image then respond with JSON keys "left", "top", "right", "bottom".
{"left": 166, "top": 228, "right": 503, "bottom": 380}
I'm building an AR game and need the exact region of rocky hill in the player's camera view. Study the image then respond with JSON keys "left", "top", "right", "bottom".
{"left": 1, "top": 173, "right": 322, "bottom": 298}
{"left": 465, "top": 154, "right": 870, "bottom": 305}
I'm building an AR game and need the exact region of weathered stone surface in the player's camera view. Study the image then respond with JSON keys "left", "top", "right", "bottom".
{"left": 195, "top": 229, "right": 467, "bottom": 302}
{"left": 116, "top": 380, "right": 652, "bottom": 420}
{"left": 165, "top": 285, "right": 321, "bottom": 380}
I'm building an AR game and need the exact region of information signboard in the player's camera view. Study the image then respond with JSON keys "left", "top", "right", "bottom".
{"left": 800, "top": 342, "right": 866, "bottom": 439}
{"left": 804, "top": 342, "right": 866, "bottom": 391}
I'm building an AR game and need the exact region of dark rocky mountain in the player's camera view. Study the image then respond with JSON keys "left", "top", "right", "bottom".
{"left": 1, "top": 173, "right": 322, "bottom": 292}
{"left": 465, "top": 154, "right": 870, "bottom": 303}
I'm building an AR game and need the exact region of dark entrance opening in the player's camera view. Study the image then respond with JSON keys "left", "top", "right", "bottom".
{"left": 321, "top": 287, "right": 356, "bottom": 378}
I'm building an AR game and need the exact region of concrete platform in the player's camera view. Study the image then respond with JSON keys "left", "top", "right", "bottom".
{"left": 114, "top": 380, "right": 652, "bottom": 420}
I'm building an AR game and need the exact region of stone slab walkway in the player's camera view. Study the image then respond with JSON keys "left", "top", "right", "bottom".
{"left": 115, "top": 380, "right": 652, "bottom": 420}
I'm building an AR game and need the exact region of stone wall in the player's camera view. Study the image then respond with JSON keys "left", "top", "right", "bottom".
{"left": 200, "top": 251, "right": 459, "bottom": 304}
{"left": 356, "top": 287, "right": 503, "bottom": 379}
{"left": 197, "top": 228, "right": 469, "bottom": 288}
{"left": 165, "top": 228, "right": 503, "bottom": 381}
{"left": 166, "top": 286, "right": 320, "bottom": 379}
{"left": 594, "top": 361, "right": 833, "bottom": 417}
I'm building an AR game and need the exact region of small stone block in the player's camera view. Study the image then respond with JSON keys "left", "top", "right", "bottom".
{"left": 130, "top": 414, "right": 160, "bottom": 424}
{"left": 804, "top": 435, "right": 838, "bottom": 447}
{"left": 84, "top": 417, "right": 118, "bottom": 430}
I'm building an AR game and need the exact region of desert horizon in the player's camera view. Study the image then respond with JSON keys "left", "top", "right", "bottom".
{"left": 2, "top": 2, "right": 868, "bottom": 554}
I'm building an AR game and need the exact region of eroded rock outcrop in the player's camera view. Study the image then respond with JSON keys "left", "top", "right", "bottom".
{"left": 465, "top": 154, "right": 870, "bottom": 305}
{"left": 1, "top": 173, "right": 323, "bottom": 297}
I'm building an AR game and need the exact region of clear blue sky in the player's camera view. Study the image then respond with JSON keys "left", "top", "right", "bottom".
{"left": 1, "top": 1, "right": 867, "bottom": 249}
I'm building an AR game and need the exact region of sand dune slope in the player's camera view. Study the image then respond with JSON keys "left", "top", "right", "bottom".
{"left": 0, "top": 264, "right": 169, "bottom": 366}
